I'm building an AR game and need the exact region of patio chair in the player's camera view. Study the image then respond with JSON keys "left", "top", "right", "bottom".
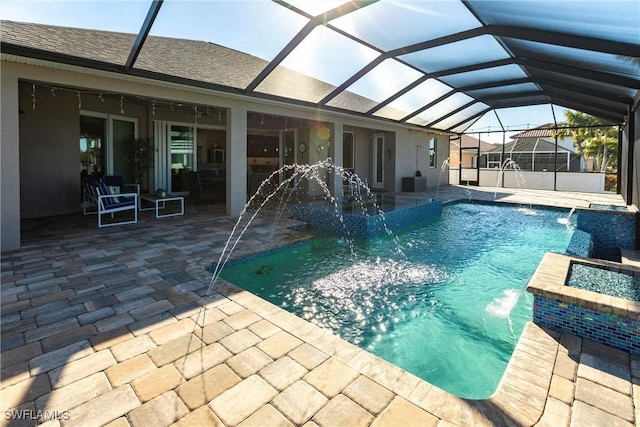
{"left": 103, "top": 175, "right": 140, "bottom": 197}
{"left": 343, "top": 168, "right": 360, "bottom": 198}
{"left": 82, "top": 178, "right": 138, "bottom": 227}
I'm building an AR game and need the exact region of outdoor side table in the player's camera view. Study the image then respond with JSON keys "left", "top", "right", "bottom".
{"left": 139, "top": 193, "right": 184, "bottom": 218}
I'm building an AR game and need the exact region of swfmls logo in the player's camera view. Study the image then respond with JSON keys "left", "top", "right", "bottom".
{"left": 4, "top": 410, "right": 70, "bottom": 421}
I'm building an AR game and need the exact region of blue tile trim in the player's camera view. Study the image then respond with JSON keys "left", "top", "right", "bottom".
{"left": 565, "top": 230, "right": 593, "bottom": 258}
{"left": 533, "top": 295, "right": 640, "bottom": 355}
{"left": 211, "top": 239, "right": 312, "bottom": 269}
{"left": 576, "top": 210, "right": 636, "bottom": 261}
{"left": 292, "top": 201, "right": 442, "bottom": 238}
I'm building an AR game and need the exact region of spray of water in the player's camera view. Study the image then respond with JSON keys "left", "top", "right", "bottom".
{"left": 205, "top": 160, "right": 404, "bottom": 295}
{"left": 493, "top": 158, "right": 526, "bottom": 200}
{"left": 435, "top": 157, "right": 450, "bottom": 201}
{"left": 557, "top": 207, "right": 576, "bottom": 229}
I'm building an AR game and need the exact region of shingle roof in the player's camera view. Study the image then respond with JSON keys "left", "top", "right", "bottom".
{"left": 1, "top": 20, "right": 134, "bottom": 65}
{"left": 0, "top": 20, "right": 408, "bottom": 120}
{"left": 2, "top": 0, "right": 638, "bottom": 132}
{"left": 451, "top": 134, "right": 497, "bottom": 151}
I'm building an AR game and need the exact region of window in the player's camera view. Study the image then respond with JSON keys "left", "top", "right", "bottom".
{"left": 343, "top": 132, "right": 355, "bottom": 168}
{"left": 429, "top": 137, "right": 437, "bottom": 168}
{"left": 487, "top": 153, "right": 502, "bottom": 169}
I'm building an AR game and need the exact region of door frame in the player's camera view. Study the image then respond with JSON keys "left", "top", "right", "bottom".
{"left": 372, "top": 133, "right": 385, "bottom": 189}
{"left": 279, "top": 128, "right": 297, "bottom": 185}
{"left": 80, "top": 110, "right": 138, "bottom": 176}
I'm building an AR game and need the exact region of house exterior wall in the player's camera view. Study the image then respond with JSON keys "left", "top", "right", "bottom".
{"left": 1, "top": 65, "right": 20, "bottom": 251}
{"left": 395, "top": 130, "right": 448, "bottom": 191}
{"left": 19, "top": 83, "right": 81, "bottom": 218}
{"left": 2, "top": 59, "right": 454, "bottom": 250}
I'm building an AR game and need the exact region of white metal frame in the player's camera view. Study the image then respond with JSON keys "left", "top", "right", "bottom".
{"left": 279, "top": 128, "right": 298, "bottom": 186}
{"left": 80, "top": 110, "right": 138, "bottom": 176}
{"left": 372, "top": 133, "right": 385, "bottom": 189}
{"left": 155, "top": 120, "right": 226, "bottom": 195}
{"left": 98, "top": 193, "right": 138, "bottom": 228}
{"left": 139, "top": 194, "right": 184, "bottom": 218}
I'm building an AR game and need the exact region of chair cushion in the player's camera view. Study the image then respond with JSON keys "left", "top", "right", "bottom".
{"left": 103, "top": 175, "right": 125, "bottom": 192}
{"left": 97, "top": 182, "right": 124, "bottom": 206}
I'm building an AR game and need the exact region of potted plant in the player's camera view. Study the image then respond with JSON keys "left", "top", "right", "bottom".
{"left": 124, "top": 138, "right": 154, "bottom": 191}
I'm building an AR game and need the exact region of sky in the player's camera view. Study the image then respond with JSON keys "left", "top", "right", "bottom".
{"left": 1, "top": 0, "right": 573, "bottom": 144}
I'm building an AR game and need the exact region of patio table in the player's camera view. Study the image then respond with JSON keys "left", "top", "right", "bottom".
{"left": 139, "top": 193, "right": 184, "bottom": 218}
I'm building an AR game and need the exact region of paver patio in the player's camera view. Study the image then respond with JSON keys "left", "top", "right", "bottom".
{"left": 1, "top": 186, "right": 638, "bottom": 426}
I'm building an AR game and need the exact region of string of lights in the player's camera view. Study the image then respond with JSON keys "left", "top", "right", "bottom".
{"left": 26, "top": 82, "right": 226, "bottom": 123}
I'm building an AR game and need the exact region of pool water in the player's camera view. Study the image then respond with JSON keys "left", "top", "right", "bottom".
{"left": 219, "top": 202, "right": 574, "bottom": 398}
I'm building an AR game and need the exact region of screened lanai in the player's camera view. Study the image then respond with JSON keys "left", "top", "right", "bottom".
{"left": 2, "top": 0, "right": 638, "bottom": 131}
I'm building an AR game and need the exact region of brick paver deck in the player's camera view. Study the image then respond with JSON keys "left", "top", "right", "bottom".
{"left": 1, "top": 186, "right": 637, "bottom": 426}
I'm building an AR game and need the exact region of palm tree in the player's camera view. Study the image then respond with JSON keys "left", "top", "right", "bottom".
{"left": 556, "top": 111, "right": 618, "bottom": 172}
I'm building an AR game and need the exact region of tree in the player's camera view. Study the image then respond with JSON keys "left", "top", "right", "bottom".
{"left": 557, "top": 111, "right": 618, "bottom": 172}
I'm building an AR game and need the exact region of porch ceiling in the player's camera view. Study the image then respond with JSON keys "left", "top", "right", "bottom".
{"left": 1, "top": 0, "right": 638, "bottom": 133}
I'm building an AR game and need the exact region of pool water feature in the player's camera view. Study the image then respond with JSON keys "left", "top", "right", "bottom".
{"left": 292, "top": 194, "right": 441, "bottom": 238}
{"left": 567, "top": 262, "right": 640, "bottom": 302}
{"left": 219, "top": 202, "right": 574, "bottom": 399}
{"left": 528, "top": 253, "right": 640, "bottom": 355}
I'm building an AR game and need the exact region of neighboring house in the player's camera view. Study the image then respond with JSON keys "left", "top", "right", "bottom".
{"left": 480, "top": 124, "right": 584, "bottom": 172}
{"left": 1, "top": 21, "right": 451, "bottom": 251}
{"left": 449, "top": 134, "right": 498, "bottom": 169}
{"left": 448, "top": 134, "right": 498, "bottom": 184}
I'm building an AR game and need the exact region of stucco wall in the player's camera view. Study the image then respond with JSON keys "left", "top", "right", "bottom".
{"left": 1, "top": 66, "right": 20, "bottom": 251}
{"left": 394, "top": 129, "right": 448, "bottom": 191}
{"left": 19, "top": 83, "right": 80, "bottom": 218}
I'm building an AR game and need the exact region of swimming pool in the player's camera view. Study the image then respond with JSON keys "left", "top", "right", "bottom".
{"left": 219, "top": 202, "right": 574, "bottom": 398}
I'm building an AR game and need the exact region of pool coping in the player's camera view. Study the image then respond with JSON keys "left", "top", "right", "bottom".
{"left": 526, "top": 252, "right": 640, "bottom": 321}
{"left": 207, "top": 202, "right": 592, "bottom": 425}
{"left": 209, "top": 277, "right": 563, "bottom": 426}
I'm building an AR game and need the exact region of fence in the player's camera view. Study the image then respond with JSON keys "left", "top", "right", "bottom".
{"left": 449, "top": 169, "right": 606, "bottom": 193}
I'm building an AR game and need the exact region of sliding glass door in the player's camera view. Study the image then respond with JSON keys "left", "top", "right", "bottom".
{"left": 170, "top": 125, "right": 195, "bottom": 193}
{"left": 79, "top": 112, "right": 137, "bottom": 180}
